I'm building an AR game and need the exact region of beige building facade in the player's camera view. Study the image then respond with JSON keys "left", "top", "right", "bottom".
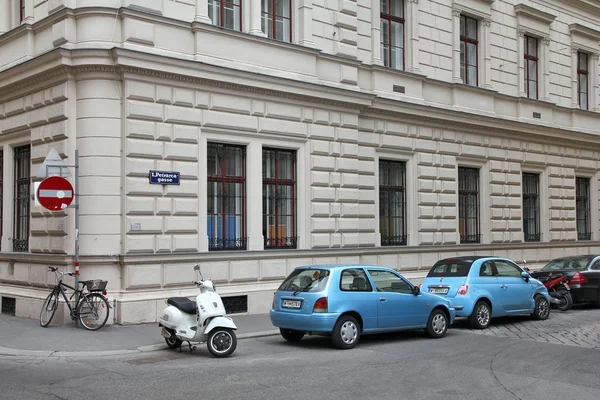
{"left": 1, "top": 0, "right": 600, "bottom": 324}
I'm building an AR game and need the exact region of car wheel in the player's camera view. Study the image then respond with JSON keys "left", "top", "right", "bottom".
{"left": 425, "top": 309, "right": 448, "bottom": 338}
{"left": 331, "top": 315, "right": 360, "bottom": 350}
{"left": 531, "top": 295, "right": 550, "bottom": 320}
{"left": 280, "top": 328, "right": 305, "bottom": 342}
{"left": 468, "top": 300, "right": 491, "bottom": 329}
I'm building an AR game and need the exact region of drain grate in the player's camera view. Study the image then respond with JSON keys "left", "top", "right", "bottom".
{"left": 1, "top": 297, "right": 15, "bottom": 316}
{"left": 222, "top": 295, "right": 248, "bottom": 314}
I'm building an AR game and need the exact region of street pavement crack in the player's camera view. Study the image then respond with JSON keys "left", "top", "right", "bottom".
{"left": 489, "top": 342, "right": 522, "bottom": 400}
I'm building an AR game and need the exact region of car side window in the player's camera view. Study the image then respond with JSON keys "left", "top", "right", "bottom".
{"left": 592, "top": 260, "right": 600, "bottom": 270}
{"left": 479, "top": 262, "right": 495, "bottom": 277}
{"left": 495, "top": 261, "right": 523, "bottom": 278}
{"left": 366, "top": 270, "right": 413, "bottom": 294}
{"left": 339, "top": 269, "right": 373, "bottom": 292}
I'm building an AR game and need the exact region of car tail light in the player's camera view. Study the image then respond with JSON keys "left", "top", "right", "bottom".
{"left": 313, "top": 297, "right": 328, "bottom": 313}
{"left": 457, "top": 284, "right": 469, "bottom": 295}
{"left": 102, "top": 290, "right": 107, "bottom": 296}
{"left": 570, "top": 273, "right": 588, "bottom": 285}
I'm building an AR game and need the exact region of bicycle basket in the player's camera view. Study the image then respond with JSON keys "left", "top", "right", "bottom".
{"left": 85, "top": 280, "right": 108, "bottom": 292}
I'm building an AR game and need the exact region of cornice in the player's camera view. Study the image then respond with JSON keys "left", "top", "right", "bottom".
{"left": 514, "top": 4, "right": 557, "bottom": 24}
{"left": 569, "top": 23, "right": 600, "bottom": 41}
{"left": 119, "top": 66, "right": 369, "bottom": 110}
{"left": 0, "top": 66, "right": 71, "bottom": 100}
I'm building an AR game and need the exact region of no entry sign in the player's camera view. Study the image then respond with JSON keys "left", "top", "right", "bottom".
{"left": 37, "top": 176, "right": 74, "bottom": 211}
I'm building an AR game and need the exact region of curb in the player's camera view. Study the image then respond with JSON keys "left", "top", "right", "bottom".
{"left": 0, "top": 329, "right": 280, "bottom": 358}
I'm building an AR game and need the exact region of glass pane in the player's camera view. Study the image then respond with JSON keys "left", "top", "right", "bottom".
{"left": 390, "top": 0, "right": 403, "bottom": 18}
{"left": 468, "top": 66, "right": 477, "bottom": 86}
{"left": 527, "top": 81, "right": 537, "bottom": 99}
{"left": 208, "top": 0, "right": 220, "bottom": 25}
{"left": 467, "top": 43, "right": 477, "bottom": 66}
{"left": 391, "top": 47, "right": 403, "bottom": 70}
{"left": 382, "top": 44, "right": 390, "bottom": 67}
{"left": 460, "top": 41, "right": 465, "bottom": 66}
{"left": 275, "top": 0, "right": 290, "bottom": 18}
{"left": 381, "top": 0, "right": 388, "bottom": 15}
{"left": 224, "top": 2, "right": 241, "bottom": 30}
{"left": 381, "top": 19, "right": 389, "bottom": 45}
{"left": 527, "top": 36, "right": 537, "bottom": 57}
{"left": 580, "top": 74, "right": 588, "bottom": 92}
{"left": 275, "top": 16, "right": 290, "bottom": 42}
{"left": 580, "top": 93, "right": 588, "bottom": 110}
{"left": 579, "top": 52, "right": 588, "bottom": 71}
{"left": 528, "top": 60, "right": 537, "bottom": 81}
{"left": 261, "top": 14, "right": 271, "bottom": 37}
{"left": 262, "top": 0, "right": 272, "bottom": 13}
{"left": 460, "top": 16, "right": 465, "bottom": 37}
{"left": 466, "top": 17, "right": 477, "bottom": 39}
{"left": 391, "top": 21, "right": 403, "bottom": 47}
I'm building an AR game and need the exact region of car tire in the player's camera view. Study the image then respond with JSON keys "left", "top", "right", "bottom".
{"left": 280, "top": 328, "right": 305, "bottom": 342}
{"left": 425, "top": 309, "right": 448, "bottom": 339}
{"left": 331, "top": 315, "right": 360, "bottom": 350}
{"left": 468, "top": 300, "right": 491, "bottom": 329}
{"left": 555, "top": 292, "right": 573, "bottom": 312}
{"left": 531, "top": 294, "right": 550, "bottom": 320}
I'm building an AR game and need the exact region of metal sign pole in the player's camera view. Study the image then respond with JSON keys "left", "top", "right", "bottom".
{"left": 44, "top": 150, "right": 79, "bottom": 303}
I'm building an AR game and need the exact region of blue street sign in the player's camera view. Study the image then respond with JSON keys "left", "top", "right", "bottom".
{"left": 149, "top": 170, "right": 180, "bottom": 185}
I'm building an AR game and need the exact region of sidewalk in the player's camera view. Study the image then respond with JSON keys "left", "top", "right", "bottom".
{"left": 0, "top": 312, "right": 278, "bottom": 357}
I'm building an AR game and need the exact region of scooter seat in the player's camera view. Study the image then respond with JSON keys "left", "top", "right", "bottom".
{"left": 167, "top": 297, "right": 197, "bottom": 314}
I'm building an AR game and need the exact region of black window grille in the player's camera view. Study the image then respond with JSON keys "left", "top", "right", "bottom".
{"left": 1, "top": 297, "right": 15, "bottom": 316}
{"left": 13, "top": 145, "right": 30, "bottom": 252}
{"left": 207, "top": 143, "right": 247, "bottom": 251}
{"left": 379, "top": 160, "right": 407, "bottom": 246}
{"left": 263, "top": 148, "right": 297, "bottom": 249}
{"left": 458, "top": 167, "right": 480, "bottom": 244}
{"left": 522, "top": 173, "right": 541, "bottom": 242}
{"left": 222, "top": 295, "right": 248, "bottom": 314}
{"left": 576, "top": 177, "right": 591, "bottom": 240}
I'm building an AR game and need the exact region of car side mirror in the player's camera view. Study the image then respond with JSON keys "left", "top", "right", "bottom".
{"left": 412, "top": 286, "right": 420, "bottom": 295}
{"left": 521, "top": 271, "right": 530, "bottom": 282}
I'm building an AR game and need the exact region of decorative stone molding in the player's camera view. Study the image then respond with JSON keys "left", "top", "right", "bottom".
{"left": 513, "top": 4, "right": 556, "bottom": 101}
{"left": 451, "top": 0, "right": 493, "bottom": 88}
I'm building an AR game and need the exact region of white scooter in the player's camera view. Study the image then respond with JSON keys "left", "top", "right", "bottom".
{"left": 158, "top": 264, "right": 238, "bottom": 358}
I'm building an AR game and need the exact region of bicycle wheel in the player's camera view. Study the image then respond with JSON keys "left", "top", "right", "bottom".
{"left": 77, "top": 293, "right": 110, "bottom": 331}
{"left": 40, "top": 291, "right": 58, "bottom": 327}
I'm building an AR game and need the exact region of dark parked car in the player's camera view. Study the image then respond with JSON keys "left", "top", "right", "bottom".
{"left": 530, "top": 255, "right": 600, "bottom": 307}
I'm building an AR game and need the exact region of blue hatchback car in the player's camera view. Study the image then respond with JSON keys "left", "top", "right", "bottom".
{"left": 270, "top": 265, "right": 456, "bottom": 349}
{"left": 420, "top": 256, "right": 551, "bottom": 329}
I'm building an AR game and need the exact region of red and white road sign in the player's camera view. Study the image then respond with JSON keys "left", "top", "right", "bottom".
{"left": 37, "top": 176, "right": 74, "bottom": 211}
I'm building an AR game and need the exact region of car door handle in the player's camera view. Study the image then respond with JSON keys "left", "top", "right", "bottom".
{"left": 500, "top": 284, "right": 507, "bottom": 289}
{"left": 379, "top": 297, "right": 387, "bottom": 302}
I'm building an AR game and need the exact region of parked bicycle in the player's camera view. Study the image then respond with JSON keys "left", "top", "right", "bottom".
{"left": 40, "top": 267, "right": 110, "bottom": 331}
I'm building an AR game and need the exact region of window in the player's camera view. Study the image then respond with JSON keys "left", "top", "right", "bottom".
{"left": 494, "top": 261, "right": 523, "bottom": 278}
{"left": 340, "top": 269, "right": 373, "bottom": 292}
{"left": 576, "top": 177, "right": 591, "bottom": 240}
{"left": 460, "top": 15, "right": 478, "bottom": 86}
{"left": 479, "top": 262, "right": 494, "bottom": 277}
{"left": 262, "top": 148, "right": 297, "bottom": 249}
{"left": 524, "top": 36, "right": 538, "bottom": 99}
{"left": 427, "top": 261, "right": 472, "bottom": 277}
{"left": 522, "top": 173, "right": 540, "bottom": 242}
{"left": 367, "top": 269, "right": 413, "bottom": 294}
{"left": 261, "top": 0, "right": 291, "bottom": 42}
{"left": 278, "top": 268, "right": 330, "bottom": 292}
{"left": 207, "top": 143, "right": 246, "bottom": 251}
{"left": 578, "top": 52, "right": 588, "bottom": 110}
{"left": 541, "top": 256, "right": 593, "bottom": 271}
{"left": 379, "top": 160, "right": 406, "bottom": 246}
{"left": 13, "top": 145, "right": 30, "bottom": 252}
{"left": 458, "top": 167, "right": 480, "bottom": 243}
{"left": 380, "top": 0, "right": 404, "bottom": 70}
{"left": 20, "top": 0, "right": 25, "bottom": 22}
{"left": 208, "top": 0, "right": 242, "bottom": 31}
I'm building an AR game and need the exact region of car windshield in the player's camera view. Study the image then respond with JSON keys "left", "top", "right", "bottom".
{"left": 278, "top": 268, "right": 330, "bottom": 292}
{"left": 541, "top": 256, "right": 593, "bottom": 271}
{"left": 427, "top": 261, "right": 471, "bottom": 277}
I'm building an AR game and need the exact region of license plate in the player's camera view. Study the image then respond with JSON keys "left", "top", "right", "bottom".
{"left": 282, "top": 299, "right": 302, "bottom": 309}
{"left": 429, "top": 287, "right": 449, "bottom": 294}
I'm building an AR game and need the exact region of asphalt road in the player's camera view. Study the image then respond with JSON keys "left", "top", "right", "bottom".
{"left": 1, "top": 307, "right": 599, "bottom": 400}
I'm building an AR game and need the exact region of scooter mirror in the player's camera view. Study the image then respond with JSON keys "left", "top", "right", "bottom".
{"left": 194, "top": 264, "right": 200, "bottom": 271}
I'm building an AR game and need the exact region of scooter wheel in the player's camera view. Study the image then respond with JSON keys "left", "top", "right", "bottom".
{"left": 556, "top": 292, "right": 573, "bottom": 312}
{"left": 207, "top": 328, "right": 237, "bottom": 358}
{"left": 165, "top": 337, "right": 182, "bottom": 349}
